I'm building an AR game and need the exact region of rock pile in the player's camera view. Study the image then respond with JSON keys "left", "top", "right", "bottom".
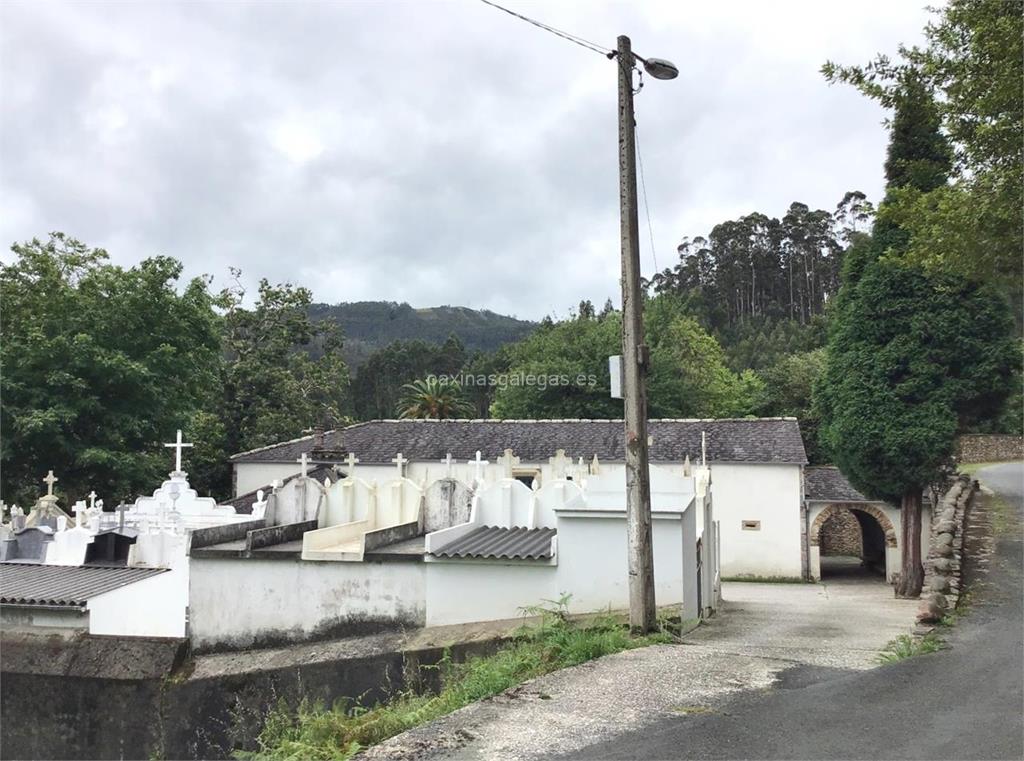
{"left": 917, "top": 474, "right": 974, "bottom": 623}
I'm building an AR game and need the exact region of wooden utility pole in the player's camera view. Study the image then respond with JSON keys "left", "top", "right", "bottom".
{"left": 616, "top": 34, "right": 657, "bottom": 633}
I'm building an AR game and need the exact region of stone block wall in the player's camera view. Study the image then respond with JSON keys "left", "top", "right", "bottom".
{"left": 819, "top": 509, "right": 862, "bottom": 556}
{"left": 918, "top": 475, "right": 975, "bottom": 623}
{"left": 956, "top": 434, "right": 1024, "bottom": 463}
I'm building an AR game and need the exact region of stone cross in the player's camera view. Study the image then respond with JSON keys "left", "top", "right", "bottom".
{"left": 548, "top": 449, "right": 571, "bottom": 479}
{"left": 88, "top": 491, "right": 97, "bottom": 509}
{"left": 42, "top": 470, "right": 58, "bottom": 497}
{"left": 497, "top": 448, "right": 520, "bottom": 478}
{"left": 469, "top": 451, "right": 489, "bottom": 482}
{"left": 297, "top": 452, "right": 310, "bottom": 478}
{"left": 73, "top": 500, "right": 88, "bottom": 528}
{"left": 440, "top": 452, "right": 454, "bottom": 478}
{"left": 345, "top": 452, "right": 359, "bottom": 473}
{"left": 164, "top": 430, "right": 193, "bottom": 474}
{"left": 391, "top": 453, "right": 408, "bottom": 478}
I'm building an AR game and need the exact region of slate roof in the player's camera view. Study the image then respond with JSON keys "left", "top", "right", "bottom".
{"left": 804, "top": 466, "right": 876, "bottom": 503}
{"left": 0, "top": 563, "right": 169, "bottom": 608}
{"left": 230, "top": 419, "right": 807, "bottom": 466}
{"left": 431, "top": 526, "right": 557, "bottom": 561}
{"left": 220, "top": 465, "right": 337, "bottom": 513}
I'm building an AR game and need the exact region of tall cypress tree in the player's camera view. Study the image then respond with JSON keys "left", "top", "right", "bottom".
{"left": 817, "top": 80, "right": 1015, "bottom": 598}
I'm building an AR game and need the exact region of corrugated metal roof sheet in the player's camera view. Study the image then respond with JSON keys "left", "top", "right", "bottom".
{"left": 431, "top": 525, "right": 557, "bottom": 561}
{"left": 230, "top": 418, "right": 808, "bottom": 466}
{"left": 0, "top": 563, "right": 168, "bottom": 608}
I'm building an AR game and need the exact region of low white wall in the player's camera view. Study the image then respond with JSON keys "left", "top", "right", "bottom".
{"left": 188, "top": 557, "right": 425, "bottom": 650}
{"left": 88, "top": 570, "right": 185, "bottom": 638}
{"left": 713, "top": 463, "right": 803, "bottom": 578}
{"left": 425, "top": 510, "right": 693, "bottom": 627}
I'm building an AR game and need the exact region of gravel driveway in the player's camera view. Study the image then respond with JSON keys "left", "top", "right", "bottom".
{"left": 362, "top": 574, "right": 918, "bottom": 760}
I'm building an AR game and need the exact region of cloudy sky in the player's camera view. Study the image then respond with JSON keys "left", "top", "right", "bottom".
{"left": 0, "top": 0, "right": 932, "bottom": 320}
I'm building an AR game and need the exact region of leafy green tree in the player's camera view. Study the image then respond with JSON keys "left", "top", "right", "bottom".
{"left": 0, "top": 234, "right": 221, "bottom": 505}
{"left": 397, "top": 377, "right": 475, "bottom": 419}
{"left": 759, "top": 349, "right": 827, "bottom": 463}
{"left": 817, "top": 81, "right": 1017, "bottom": 597}
{"left": 219, "top": 272, "right": 351, "bottom": 462}
{"left": 491, "top": 313, "right": 621, "bottom": 419}
{"left": 648, "top": 309, "right": 762, "bottom": 418}
{"left": 352, "top": 336, "right": 466, "bottom": 420}
{"left": 823, "top": 0, "right": 1023, "bottom": 292}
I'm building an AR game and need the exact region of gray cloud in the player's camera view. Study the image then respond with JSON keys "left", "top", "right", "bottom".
{"left": 0, "top": 0, "right": 931, "bottom": 320}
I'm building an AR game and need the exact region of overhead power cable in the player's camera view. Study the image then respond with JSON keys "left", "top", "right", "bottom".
{"left": 476, "top": 0, "right": 613, "bottom": 57}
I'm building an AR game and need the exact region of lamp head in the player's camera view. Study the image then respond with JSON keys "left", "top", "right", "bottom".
{"left": 642, "top": 57, "right": 679, "bottom": 80}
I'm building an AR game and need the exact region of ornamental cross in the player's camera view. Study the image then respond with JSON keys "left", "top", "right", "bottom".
{"left": 497, "top": 448, "right": 520, "bottom": 478}
{"left": 469, "top": 451, "right": 489, "bottom": 482}
{"left": 548, "top": 449, "right": 570, "bottom": 479}
{"left": 42, "top": 470, "right": 58, "bottom": 496}
{"left": 440, "top": 452, "right": 454, "bottom": 478}
{"left": 164, "top": 430, "right": 193, "bottom": 473}
{"left": 391, "top": 453, "right": 407, "bottom": 477}
{"left": 345, "top": 452, "right": 359, "bottom": 472}
{"left": 297, "top": 452, "right": 310, "bottom": 477}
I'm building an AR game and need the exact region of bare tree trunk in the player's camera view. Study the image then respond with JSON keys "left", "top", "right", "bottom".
{"left": 895, "top": 489, "right": 924, "bottom": 598}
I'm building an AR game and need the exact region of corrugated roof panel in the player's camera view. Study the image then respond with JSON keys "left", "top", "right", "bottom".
{"left": 431, "top": 525, "right": 557, "bottom": 561}
{"left": 0, "top": 563, "right": 169, "bottom": 608}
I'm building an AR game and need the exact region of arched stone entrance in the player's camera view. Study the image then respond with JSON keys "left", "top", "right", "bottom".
{"left": 809, "top": 502, "right": 898, "bottom": 582}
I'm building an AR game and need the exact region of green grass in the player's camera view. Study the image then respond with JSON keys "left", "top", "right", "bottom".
{"left": 877, "top": 632, "right": 944, "bottom": 664}
{"left": 956, "top": 461, "right": 1002, "bottom": 477}
{"left": 239, "top": 596, "right": 674, "bottom": 760}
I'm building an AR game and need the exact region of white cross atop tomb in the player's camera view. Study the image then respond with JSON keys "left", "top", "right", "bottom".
{"left": 42, "top": 470, "right": 58, "bottom": 497}
{"left": 548, "top": 449, "right": 571, "bottom": 479}
{"left": 297, "top": 452, "right": 310, "bottom": 477}
{"left": 469, "top": 451, "right": 489, "bottom": 483}
{"left": 440, "top": 452, "right": 454, "bottom": 478}
{"left": 391, "top": 453, "right": 407, "bottom": 477}
{"left": 345, "top": 452, "right": 359, "bottom": 473}
{"left": 164, "top": 430, "right": 193, "bottom": 475}
{"left": 496, "top": 448, "right": 520, "bottom": 478}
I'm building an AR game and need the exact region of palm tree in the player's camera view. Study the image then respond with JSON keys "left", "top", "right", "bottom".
{"left": 397, "top": 377, "right": 475, "bottom": 419}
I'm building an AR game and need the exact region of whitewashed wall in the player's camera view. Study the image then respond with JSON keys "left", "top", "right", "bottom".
{"left": 711, "top": 463, "right": 803, "bottom": 578}
{"left": 424, "top": 509, "right": 693, "bottom": 628}
{"left": 188, "top": 558, "right": 426, "bottom": 651}
{"left": 87, "top": 570, "right": 184, "bottom": 638}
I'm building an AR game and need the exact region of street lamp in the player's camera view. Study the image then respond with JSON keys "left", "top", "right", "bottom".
{"left": 615, "top": 35, "right": 676, "bottom": 634}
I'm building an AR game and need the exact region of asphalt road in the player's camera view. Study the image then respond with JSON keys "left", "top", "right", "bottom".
{"left": 561, "top": 462, "right": 1024, "bottom": 761}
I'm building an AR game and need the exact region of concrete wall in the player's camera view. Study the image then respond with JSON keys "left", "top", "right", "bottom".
{"left": 88, "top": 569, "right": 186, "bottom": 638}
{"left": 424, "top": 510, "right": 692, "bottom": 627}
{"left": 188, "top": 557, "right": 425, "bottom": 651}
{"left": 711, "top": 463, "right": 803, "bottom": 578}
{"left": 957, "top": 434, "right": 1024, "bottom": 463}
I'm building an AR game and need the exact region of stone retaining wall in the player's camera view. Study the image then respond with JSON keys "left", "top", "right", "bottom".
{"left": 956, "top": 434, "right": 1024, "bottom": 463}
{"left": 917, "top": 474, "right": 975, "bottom": 623}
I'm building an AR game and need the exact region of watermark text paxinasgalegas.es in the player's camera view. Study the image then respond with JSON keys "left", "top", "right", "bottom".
{"left": 428, "top": 372, "right": 598, "bottom": 390}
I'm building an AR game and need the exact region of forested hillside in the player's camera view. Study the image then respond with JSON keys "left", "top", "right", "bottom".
{"left": 308, "top": 301, "right": 536, "bottom": 368}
